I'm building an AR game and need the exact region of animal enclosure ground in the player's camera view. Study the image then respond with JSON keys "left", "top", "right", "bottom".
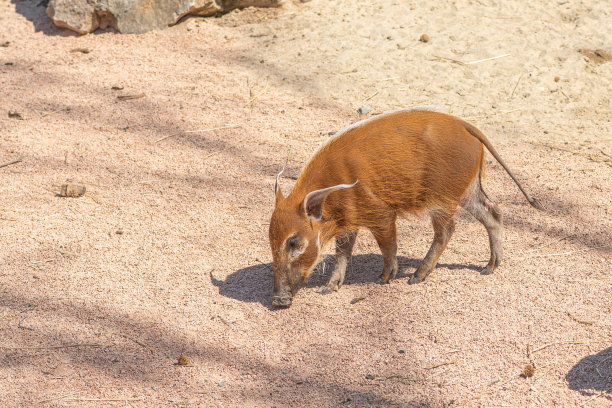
{"left": 1, "top": 0, "right": 611, "bottom": 407}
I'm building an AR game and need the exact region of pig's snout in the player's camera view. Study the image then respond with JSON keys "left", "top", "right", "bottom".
{"left": 272, "top": 295, "right": 292, "bottom": 308}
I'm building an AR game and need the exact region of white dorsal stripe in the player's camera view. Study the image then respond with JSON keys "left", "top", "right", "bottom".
{"left": 309, "top": 106, "right": 442, "bottom": 161}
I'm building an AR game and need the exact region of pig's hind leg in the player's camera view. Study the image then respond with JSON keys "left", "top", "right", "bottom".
{"left": 409, "top": 211, "right": 456, "bottom": 284}
{"left": 460, "top": 179, "right": 503, "bottom": 275}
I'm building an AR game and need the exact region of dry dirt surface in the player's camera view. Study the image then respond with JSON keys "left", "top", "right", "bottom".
{"left": 1, "top": 1, "right": 611, "bottom": 407}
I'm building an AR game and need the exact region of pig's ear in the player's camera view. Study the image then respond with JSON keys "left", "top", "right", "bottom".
{"left": 274, "top": 168, "right": 285, "bottom": 204}
{"left": 303, "top": 181, "right": 358, "bottom": 221}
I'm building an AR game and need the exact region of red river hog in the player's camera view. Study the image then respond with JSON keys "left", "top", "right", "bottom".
{"left": 268, "top": 109, "right": 543, "bottom": 307}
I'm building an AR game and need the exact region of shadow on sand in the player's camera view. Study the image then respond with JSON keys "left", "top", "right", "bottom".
{"left": 212, "top": 254, "right": 482, "bottom": 309}
{"left": 566, "top": 347, "right": 612, "bottom": 401}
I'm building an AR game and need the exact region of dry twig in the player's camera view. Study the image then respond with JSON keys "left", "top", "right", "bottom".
{"left": 431, "top": 55, "right": 465, "bottom": 65}
{"left": 567, "top": 312, "right": 596, "bottom": 325}
{"left": 0, "top": 159, "right": 22, "bottom": 169}
{"left": 509, "top": 73, "right": 523, "bottom": 100}
{"left": 65, "top": 397, "right": 143, "bottom": 402}
{"left": 117, "top": 93, "right": 145, "bottom": 101}
{"left": 243, "top": 77, "right": 269, "bottom": 107}
{"left": 0, "top": 343, "right": 102, "bottom": 350}
{"left": 465, "top": 53, "right": 511, "bottom": 64}
{"left": 579, "top": 388, "right": 611, "bottom": 407}
{"left": 363, "top": 90, "right": 380, "bottom": 102}
{"left": 424, "top": 360, "right": 457, "bottom": 370}
{"left": 119, "top": 333, "right": 151, "bottom": 351}
{"left": 154, "top": 124, "right": 241, "bottom": 144}
{"left": 531, "top": 340, "right": 608, "bottom": 354}
{"left": 382, "top": 300, "right": 413, "bottom": 319}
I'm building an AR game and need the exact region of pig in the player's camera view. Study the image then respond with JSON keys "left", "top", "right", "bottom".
{"left": 268, "top": 109, "right": 543, "bottom": 307}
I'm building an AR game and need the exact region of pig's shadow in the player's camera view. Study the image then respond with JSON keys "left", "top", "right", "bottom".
{"left": 211, "top": 254, "right": 481, "bottom": 309}
{"left": 566, "top": 347, "right": 612, "bottom": 398}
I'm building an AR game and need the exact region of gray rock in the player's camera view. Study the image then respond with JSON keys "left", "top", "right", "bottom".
{"left": 47, "top": 0, "right": 284, "bottom": 34}
{"left": 47, "top": 0, "right": 99, "bottom": 34}
{"left": 357, "top": 105, "right": 373, "bottom": 115}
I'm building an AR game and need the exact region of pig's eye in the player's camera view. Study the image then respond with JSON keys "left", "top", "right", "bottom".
{"left": 285, "top": 233, "right": 308, "bottom": 259}
{"left": 286, "top": 234, "right": 300, "bottom": 250}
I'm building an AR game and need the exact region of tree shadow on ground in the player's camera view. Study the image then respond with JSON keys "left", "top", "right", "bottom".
{"left": 566, "top": 347, "right": 612, "bottom": 399}
{"left": 212, "top": 254, "right": 482, "bottom": 309}
{"left": 0, "top": 288, "right": 437, "bottom": 407}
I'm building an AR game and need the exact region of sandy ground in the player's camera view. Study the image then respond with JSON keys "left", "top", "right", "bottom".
{"left": 1, "top": 0, "right": 611, "bottom": 406}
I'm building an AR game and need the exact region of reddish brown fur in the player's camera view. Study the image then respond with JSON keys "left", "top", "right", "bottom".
{"left": 269, "top": 110, "right": 541, "bottom": 307}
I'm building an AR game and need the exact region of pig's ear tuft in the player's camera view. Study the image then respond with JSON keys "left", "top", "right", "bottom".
{"left": 275, "top": 168, "right": 285, "bottom": 204}
{"left": 303, "top": 181, "right": 358, "bottom": 221}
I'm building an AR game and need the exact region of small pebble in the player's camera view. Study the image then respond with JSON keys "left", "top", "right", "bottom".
{"left": 59, "top": 184, "right": 86, "bottom": 198}
{"left": 357, "top": 105, "right": 373, "bottom": 115}
{"left": 522, "top": 364, "right": 535, "bottom": 378}
{"left": 419, "top": 34, "right": 430, "bottom": 43}
{"left": 218, "top": 380, "right": 225, "bottom": 387}
{"left": 554, "top": 76, "right": 560, "bottom": 82}
{"left": 398, "top": 349, "right": 406, "bottom": 354}
{"left": 116, "top": 229, "right": 124, "bottom": 235}
{"left": 177, "top": 354, "right": 190, "bottom": 366}
{"left": 365, "top": 374, "right": 375, "bottom": 380}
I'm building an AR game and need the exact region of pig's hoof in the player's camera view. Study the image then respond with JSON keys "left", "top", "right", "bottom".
{"left": 408, "top": 275, "right": 424, "bottom": 285}
{"left": 317, "top": 285, "right": 336, "bottom": 294}
{"left": 377, "top": 276, "right": 390, "bottom": 285}
{"left": 272, "top": 296, "right": 292, "bottom": 308}
{"left": 480, "top": 267, "right": 494, "bottom": 275}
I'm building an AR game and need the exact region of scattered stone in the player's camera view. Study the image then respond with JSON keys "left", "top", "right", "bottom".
{"left": 177, "top": 353, "right": 190, "bottom": 366}
{"left": 0, "top": 41, "right": 9, "bottom": 47}
{"left": 59, "top": 184, "right": 86, "bottom": 197}
{"left": 419, "top": 33, "right": 430, "bottom": 43}
{"left": 554, "top": 76, "right": 560, "bottom": 82}
{"left": 111, "top": 86, "right": 124, "bottom": 91}
{"left": 579, "top": 48, "right": 612, "bottom": 65}
{"left": 521, "top": 364, "right": 535, "bottom": 378}
{"left": 117, "top": 93, "right": 145, "bottom": 101}
{"left": 5, "top": 62, "right": 14, "bottom": 66}
{"left": 47, "top": 0, "right": 285, "bottom": 34}
{"left": 70, "top": 47, "right": 90, "bottom": 53}
{"left": 218, "top": 380, "right": 225, "bottom": 387}
{"left": 116, "top": 229, "right": 124, "bottom": 235}
{"left": 46, "top": 0, "right": 100, "bottom": 34}
{"left": 398, "top": 349, "right": 406, "bottom": 354}
{"left": 8, "top": 111, "right": 23, "bottom": 120}
{"left": 357, "top": 105, "right": 373, "bottom": 115}
{"left": 365, "top": 374, "right": 375, "bottom": 380}
{"left": 350, "top": 297, "right": 365, "bottom": 304}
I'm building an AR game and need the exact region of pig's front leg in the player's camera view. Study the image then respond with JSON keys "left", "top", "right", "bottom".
{"left": 317, "top": 231, "right": 358, "bottom": 294}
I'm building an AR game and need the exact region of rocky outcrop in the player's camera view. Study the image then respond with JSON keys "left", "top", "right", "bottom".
{"left": 47, "top": 0, "right": 284, "bottom": 34}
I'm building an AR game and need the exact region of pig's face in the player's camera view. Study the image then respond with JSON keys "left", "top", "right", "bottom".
{"left": 268, "top": 205, "right": 321, "bottom": 307}
{"left": 269, "top": 172, "right": 357, "bottom": 307}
